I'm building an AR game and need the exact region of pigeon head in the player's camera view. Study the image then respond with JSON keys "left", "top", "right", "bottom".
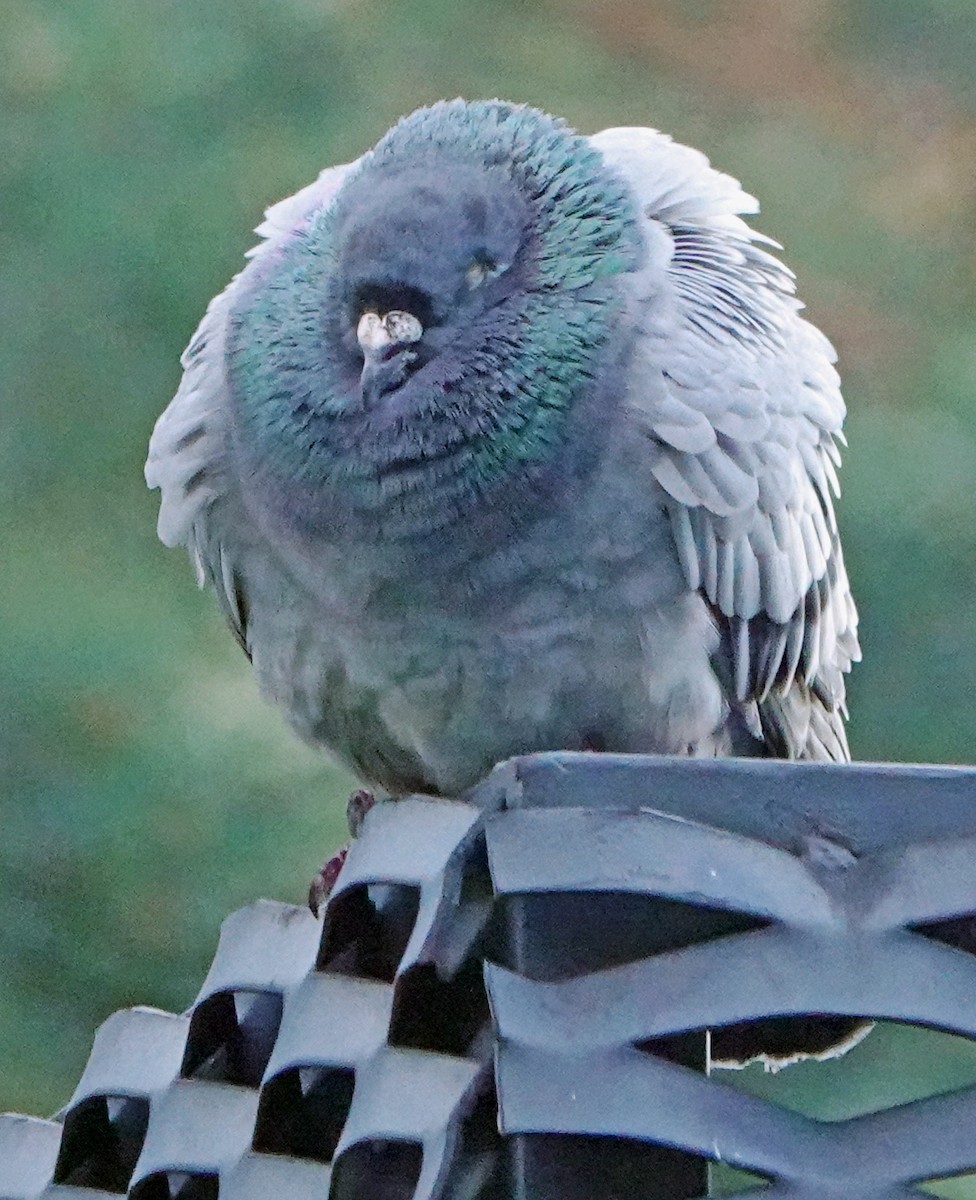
{"left": 333, "top": 161, "right": 530, "bottom": 410}
{"left": 227, "top": 100, "right": 646, "bottom": 540}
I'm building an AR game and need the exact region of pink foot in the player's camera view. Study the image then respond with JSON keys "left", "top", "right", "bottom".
{"left": 308, "top": 846, "right": 348, "bottom": 916}
{"left": 346, "top": 788, "right": 376, "bottom": 837}
{"left": 307, "top": 789, "right": 378, "bottom": 916}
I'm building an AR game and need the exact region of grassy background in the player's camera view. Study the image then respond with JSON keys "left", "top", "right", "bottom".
{"left": 3, "top": 0, "right": 976, "bottom": 1158}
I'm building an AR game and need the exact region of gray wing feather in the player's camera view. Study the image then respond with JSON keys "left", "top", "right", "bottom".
{"left": 145, "top": 161, "right": 357, "bottom": 646}
{"left": 592, "top": 127, "right": 860, "bottom": 759}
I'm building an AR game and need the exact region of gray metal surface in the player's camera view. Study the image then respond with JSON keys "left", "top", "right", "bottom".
{"left": 478, "top": 754, "right": 976, "bottom": 1199}
{"left": 2, "top": 755, "right": 976, "bottom": 1198}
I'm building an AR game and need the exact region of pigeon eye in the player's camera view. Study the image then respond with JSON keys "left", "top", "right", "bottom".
{"left": 465, "top": 256, "right": 506, "bottom": 289}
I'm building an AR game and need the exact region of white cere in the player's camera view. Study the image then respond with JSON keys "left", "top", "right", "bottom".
{"left": 357, "top": 309, "right": 423, "bottom": 357}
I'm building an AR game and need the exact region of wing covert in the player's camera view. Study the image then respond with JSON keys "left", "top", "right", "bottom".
{"left": 592, "top": 127, "right": 860, "bottom": 758}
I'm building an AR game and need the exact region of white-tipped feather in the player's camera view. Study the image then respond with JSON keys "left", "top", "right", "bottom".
{"left": 597, "top": 123, "right": 857, "bottom": 759}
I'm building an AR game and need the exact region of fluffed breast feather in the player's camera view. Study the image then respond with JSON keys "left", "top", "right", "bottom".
{"left": 592, "top": 127, "right": 859, "bottom": 759}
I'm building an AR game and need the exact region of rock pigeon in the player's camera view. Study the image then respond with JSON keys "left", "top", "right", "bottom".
{"left": 146, "top": 99, "right": 860, "bottom": 800}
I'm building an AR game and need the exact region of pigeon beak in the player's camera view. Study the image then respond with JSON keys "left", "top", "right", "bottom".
{"left": 357, "top": 309, "right": 424, "bottom": 406}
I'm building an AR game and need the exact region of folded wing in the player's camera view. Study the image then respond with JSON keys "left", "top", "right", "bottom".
{"left": 592, "top": 127, "right": 860, "bottom": 759}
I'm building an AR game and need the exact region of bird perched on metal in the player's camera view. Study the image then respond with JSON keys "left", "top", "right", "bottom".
{"left": 147, "top": 98, "right": 859, "bottom": 802}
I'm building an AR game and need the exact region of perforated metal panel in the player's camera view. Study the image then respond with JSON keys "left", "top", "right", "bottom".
{"left": 1, "top": 796, "right": 495, "bottom": 1200}
{"left": 3, "top": 755, "right": 976, "bottom": 1199}
{"left": 478, "top": 754, "right": 976, "bottom": 1199}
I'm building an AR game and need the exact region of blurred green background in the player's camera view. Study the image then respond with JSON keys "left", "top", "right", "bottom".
{"left": 3, "top": 0, "right": 976, "bottom": 1162}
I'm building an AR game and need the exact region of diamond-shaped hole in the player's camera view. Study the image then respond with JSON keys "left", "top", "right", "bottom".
{"left": 318, "top": 884, "right": 421, "bottom": 981}
{"left": 633, "top": 1031, "right": 708, "bottom": 1071}
{"left": 386, "top": 837, "right": 494, "bottom": 1055}
{"left": 330, "top": 1138, "right": 423, "bottom": 1200}
{"left": 181, "top": 989, "right": 282, "bottom": 1086}
{"left": 638, "top": 1018, "right": 870, "bottom": 1070}
{"left": 913, "top": 913, "right": 976, "bottom": 957}
{"left": 435, "top": 1073, "right": 502, "bottom": 1199}
{"left": 706, "top": 1014, "right": 871, "bottom": 1066}
{"left": 389, "top": 958, "right": 490, "bottom": 1056}
{"left": 54, "top": 1094, "right": 149, "bottom": 1191}
{"left": 253, "top": 1065, "right": 355, "bottom": 1162}
{"left": 131, "top": 1171, "right": 219, "bottom": 1200}
{"left": 636, "top": 1013, "right": 872, "bottom": 1070}
{"left": 720, "top": 1022, "right": 976, "bottom": 1122}
{"left": 509, "top": 1133, "right": 716, "bottom": 1200}
{"left": 919, "top": 1171, "right": 976, "bottom": 1197}
{"left": 489, "top": 890, "right": 769, "bottom": 981}
{"left": 453, "top": 835, "right": 495, "bottom": 945}
{"left": 709, "top": 1163, "right": 771, "bottom": 1196}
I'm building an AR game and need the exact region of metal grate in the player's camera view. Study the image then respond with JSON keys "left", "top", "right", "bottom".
{"left": 3, "top": 755, "right": 976, "bottom": 1199}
